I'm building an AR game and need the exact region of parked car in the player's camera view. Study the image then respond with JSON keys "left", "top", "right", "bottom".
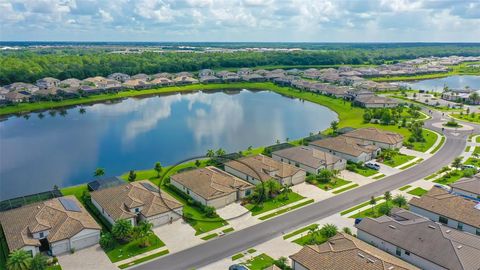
{"left": 229, "top": 265, "right": 249, "bottom": 270}
{"left": 462, "top": 164, "right": 479, "bottom": 172}
{"left": 365, "top": 162, "right": 380, "bottom": 170}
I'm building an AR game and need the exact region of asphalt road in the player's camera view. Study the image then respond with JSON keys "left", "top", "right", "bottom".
{"left": 135, "top": 110, "right": 477, "bottom": 270}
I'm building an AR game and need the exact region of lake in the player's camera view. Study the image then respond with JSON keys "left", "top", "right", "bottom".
{"left": 0, "top": 89, "right": 337, "bottom": 200}
{"left": 401, "top": 75, "right": 480, "bottom": 92}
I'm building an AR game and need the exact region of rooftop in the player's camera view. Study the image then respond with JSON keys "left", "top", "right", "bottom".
{"left": 225, "top": 155, "right": 302, "bottom": 181}
{"left": 450, "top": 174, "right": 480, "bottom": 196}
{"left": 343, "top": 128, "right": 404, "bottom": 145}
{"left": 272, "top": 146, "right": 342, "bottom": 169}
{"left": 310, "top": 136, "right": 380, "bottom": 157}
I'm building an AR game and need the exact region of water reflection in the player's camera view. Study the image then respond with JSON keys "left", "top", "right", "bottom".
{"left": 0, "top": 90, "right": 337, "bottom": 199}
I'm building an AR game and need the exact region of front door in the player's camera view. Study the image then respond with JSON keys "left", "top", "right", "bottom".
{"left": 39, "top": 238, "right": 49, "bottom": 252}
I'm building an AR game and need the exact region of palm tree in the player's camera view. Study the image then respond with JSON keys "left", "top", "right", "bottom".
{"left": 330, "top": 120, "right": 339, "bottom": 134}
{"left": 154, "top": 162, "right": 162, "bottom": 177}
{"left": 94, "top": 168, "right": 105, "bottom": 177}
{"left": 265, "top": 179, "right": 281, "bottom": 198}
{"left": 30, "top": 254, "right": 48, "bottom": 270}
{"left": 369, "top": 196, "right": 377, "bottom": 214}
{"left": 112, "top": 219, "right": 133, "bottom": 242}
{"left": 384, "top": 191, "right": 392, "bottom": 202}
{"left": 6, "top": 250, "right": 32, "bottom": 270}
{"left": 134, "top": 221, "right": 154, "bottom": 247}
{"left": 215, "top": 148, "right": 226, "bottom": 156}
{"left": 451, "top": 157, "right": 462, "bottom": 169}
{"left": 393, "top": 194, "right": 407, "bottom": 208}
{"left": 206, "top": 149, "right": 215, "bottom": 158}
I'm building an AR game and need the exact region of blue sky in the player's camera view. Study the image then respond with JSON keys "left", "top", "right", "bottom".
{"left": 1, "top": 0, "right": 479, "bottom": 42}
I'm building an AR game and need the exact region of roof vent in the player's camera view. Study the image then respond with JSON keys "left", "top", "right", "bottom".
{"left": 367, "top": 258, "right": 375, "bottom": 263}
{"left": 428, "top": 225, "right": 436, "bottom": 229}
{"left": 446, "top": 229, "right": 451, "bottom": 233}
{"left": 388, "top": 267, "right": 395, "bottom": 270}
{"left": 388, "top": 225, "right": 396, "bottom": 229}
{"left": 457, "top": 245, "right": 463, "bottom": 249}
{"left": 358, "top": 253, "right": 365, "bottom": 258}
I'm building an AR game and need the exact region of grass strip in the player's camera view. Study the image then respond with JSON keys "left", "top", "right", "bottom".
{"left": 259, "top": 199, "right": 314, "bottom": 220}
{"left": 247, "top": 248, "right": 257, "bottom": 254}
{"left": 283, "top": 224, "right": 319, "bottom": 239}
{"left": 332, "top": 184, "right": 359, "bottom": 194}
{"left": 465, "top": 146, "right": 471, "bottom": 152}
{"left": 222, "top": 228, "right": 234, "bottom": 234}
{"left": 232, "top": 253, "right": 245, "bottom": 261}
{"left": 372, "top": 174, "right": 385, "bottom": 180}
{"left": 407, "top": 187, "right": 428, "bottom": 197}
{"left": 399, "top": 185, "right": 412, "bottom": 191}
{"left": 424, "top": 173, "right": 439, "bottom": 180}
{"left": 118, "top": 250, "right": 169, "bottom": 269}
{"left": 201, "top": 233, "right": 218, "bottom": 241}
{"left": 340, "top": 196, "right": 384, "bottom": 216}
{"left": 430, "top": 136, "right": 446, "bottom": 154}
{"left": 399, "top": 158, "right": 423, "bottom": 170}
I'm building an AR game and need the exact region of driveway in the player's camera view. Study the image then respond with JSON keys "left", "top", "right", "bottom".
{"left": 153, "top": 219, "right": 204, "bottom": 253}
{"left": 58, "top": 245, "right": 117, "bottom": 270}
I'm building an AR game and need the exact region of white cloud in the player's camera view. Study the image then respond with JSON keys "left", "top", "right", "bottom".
{"left": 99, "top": 9, "right": 113, "bottom": 22}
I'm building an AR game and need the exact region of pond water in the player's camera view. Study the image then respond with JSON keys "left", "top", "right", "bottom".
{"left": 401, "top": 75, "right": 480, "bottom": 92}
{"left": 0, "top": 89, "right": 337, "bottom": 199}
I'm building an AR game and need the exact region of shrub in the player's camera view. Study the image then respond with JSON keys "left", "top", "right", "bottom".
{"left": 320, "top": 224, "right": 338, "bottom": 238}
{"left": 204, "top": 206, "right": 217, "bottom": 218}
{"left": 100, "top": 232, "right": 115, "bottom": 250}
{"left": 378, "top": 203, "right": 393, "bottom": 216}
{"left": 112, "top": 219, "right": 133, "bottom": 243}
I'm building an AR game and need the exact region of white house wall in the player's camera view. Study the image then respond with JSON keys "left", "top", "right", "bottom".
{"left": 409, "top": 205, "right": 478, "bottom": 235}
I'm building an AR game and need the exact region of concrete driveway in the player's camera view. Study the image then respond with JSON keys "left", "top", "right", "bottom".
{"left": 153, "top": 219, "right": 204, "bottom": 253}
{"left": 58, "top": 245, "right": 117, "bottom": 270}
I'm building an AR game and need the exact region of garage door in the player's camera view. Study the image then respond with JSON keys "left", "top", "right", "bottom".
{"left": 71, "top": 233, "right": 99, "bottom": 250}
{"left": 51, "top": 241, "right": 69, "bottom": 256}
{"left": 150, "top": 214, "right": 169, "bottom": 227}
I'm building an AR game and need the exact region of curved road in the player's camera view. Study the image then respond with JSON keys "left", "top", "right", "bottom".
{"left": 136, "top": 110, "right": 477, "bottom": 270}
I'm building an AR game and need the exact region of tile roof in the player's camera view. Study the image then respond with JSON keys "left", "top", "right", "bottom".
{"left": 355, "top": 95, "right": 399, "bottom": 105}
{"left": 272, "top": 146, "right": 342, "bottom": 169}
{"left": 409, "top": 186, "right": 480, "bottom": 228}
{"left": 356, "top": 208, "right": 480, "bottom": 270}
{"left": 0, "top": 196, "right": 100, "bottom": 251}
{"left": 290, "top": 233, "right": 418, "bottom": 270}
{"left": 343, "top": 128, "right": 404, "bottom": 145}
{"left": 225, "top": 155, "right": 302, "bottom": 181}
{"left": 90, "top": 180, "right": 182, "bottom": 221}
{"left": 310, "top": 136, "right": 380, "bottom": 157}
{"left": 450, "top": 174, "right": 480, "bottom": 196}
{"left": 170, "top": 167, "right": 253, "bottom": 201}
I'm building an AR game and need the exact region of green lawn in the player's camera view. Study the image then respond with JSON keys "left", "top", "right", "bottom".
{"left": 232, "top": 253, "right": 244, "bottom": 261}
{"left": 118, "top": 250, "right": 169, "bottom": 269}
{"left": 347, "top": 163, "right": 378, "bottom": 177}
{"left": 60, "top": 184, "right": 88, "bottom": 201}
{"left": 283, "top": 224, "right": 319, "bottom": 240}
{"left": 248, "top": 248, "right": 257, "bottom": 254}
{"left": 411, "top": 129, "right": 438, "bottom": 153}
{"left": 464, "top": 158, "right": 480, "bottom": 166}
{"left": 399, "top": 185, "right": 411, "bottom": 191}
{"left": 474, "top": 146, "right": 480, "bottom": 155}
{"left": 315, "top": 178, "right": 351, "bottom": 191}
{"left": 293, "top": 233, "right": 328, "bottom": 246}
{"left": 46, "top": 266, "right": 62, "bottom": 270}
{"left": 424, "top": 173, "right": 439, "bottom": 180}
{"left": 340, "top": 196, "right": 384, "bottom": 216}
{"left": 242, "top": 253, "right": 275, "bottom": 270}
{"left": 259, "top": 199, "right": 314, "bottom": 220}
{"left": 106, "top": 234, "right": 165, "bottom": 263}
{"left": 372, "top": 174, "right": 385, "bottom": 180}
{"left": 407, "top": 187, "right": 428, "bottom": 197}
{"left": 350, "top": 201, "right": 396, "bottom": 219}
{"left": 465, "top": 146, "right": 471, "bottom": 152}
{"left": 201, "top": 233, "right": 218, "bottom": 241}
{"left": 162, "top": 185, "right": 228, "bottom": 235}
{"left": 399, "top": 158, "right": 423, "bottom": 170}
{"left": 222, "top": 227, "right": 235, "bottom": 234}
{"left": 477, "top": 136, "right": 480, "bottom": 143}
{"left": 430, "top": 136, "right": 445, "bottom": 154}
{"left": 381, "top": 153, "right": 415, "bottom": 167}
{"left": 244, "top": 192, "right": 305, "bottom": 216}
{"left": 433, "top": 170, "right": 465, "bottom": 185}
{"left": 450, "top": 113, "right": 480, "bottom": 124}
{"left": 332, "top": 184, "right": 359, "bottom": 194}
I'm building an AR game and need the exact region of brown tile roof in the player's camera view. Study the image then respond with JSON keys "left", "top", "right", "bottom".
{"left": 343, "top": 128, "right": 403, "bottom": 145}
{"left": 90, "top": 180, "right": 182, "bottom": 221}
{"left": 356, "top": 208, "right": 480, "bottom": 270}
{"left": 310, "top": 136, "right": 380, "bottom": 157}
{"left": 272, "top": 146, "right": 342, "bottom": 169}
{"left": 263, "top": 265, "right": 282, "bottom": 270}
{"left": 0, "top": 196, "right": 100, "bottom": 251}
{"left": 290, "top": 233, "right": 418, "bottom": 270}
{"left": 450, "top": 174, "right": 480, "bottom": 196}
{"left": 170, "top": 167, "right": 253, "bottom": 201}
{"left": 225, "top": 155, "right": 302, "bottom": 181}
{"left": 355, "top": 95, "right": 399, "bottom": 105}
{"left": 409, "top": 187, "right": 480, "bottom": 228}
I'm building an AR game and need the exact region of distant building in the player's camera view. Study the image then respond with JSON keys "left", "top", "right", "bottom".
{"left": 36, "top": 77, "right": 60, "bottom": 90}
{"left": 108, "top": 73, "right": 131, "bottom": 82}
{"left": 342, "top": 128, "right": 404, "bottom": 149}
{"left": 199, "top": 69, "right": 215, "bottom": 77}
{"left": 272, "top": 146, "right": 346, "bottom": 174}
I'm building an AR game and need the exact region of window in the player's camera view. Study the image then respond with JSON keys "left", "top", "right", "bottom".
{"left": 39, "top": 232, "right": 44, "bottom": 238}
{"left": 396, "top": 247, "right": 401, "bottom": 256}
{"left": 476, "top": 229, "right": 480, "bottom": 236}
{"left": 457, "top": 223, "right": 463, "bottom": 231}
{"left": 295, "top": 163, "right": 300, "bottom": 167}
{"left": 405, "top": 250, "right": 410, "bottom": 256}
{"left": 135, "top": 208, "right": 139, "bottom": 213}
{"left": 439, "top": 216, "right": 448, "bottom": 224}
{"left": 245, "top": 190, "right": 251, "bottom": 196}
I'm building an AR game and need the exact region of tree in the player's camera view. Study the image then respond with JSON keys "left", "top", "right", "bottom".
{"left": 451, "top": 157, "right": 463, "bottom": 169}
{"left": 154, "top": 162, "right": 162, "bottom": 177}
{"left": 330, "top": 121, "right": 338, "bottom": 134}
{"left": 274, "top": 257, "right": 292, "bottom": 270}
{"left": 30, "top": 254, "right": 48, "bottom": 270}
{"left": 128, "top": 170, "right": 136, "bottom": 182}
{"left": 133, "top": 221, "right": 154, "bottom": 248}
{"left": 6, "top": 249, "right": 31, "bottom": 270}
{"left": 206, "top": 149, "right": 215, "bottom": 158}
{"left": 94, "top": 168, "right": 105, "bottom": 177}
{"left": 393, "top": 194, "right": 407, "bottom": 208}
{"left": 369, "top": 196, "right": 377, "bottom": 213}
{"left": 215, "top": 148, "right": 226, "bottom": 156}
{"left": 195, "top": 160, "right": 201, "bottom": 167}
{"left": 99, "top": 232, "right": 115, "bottom": 250}
{"left": 378, "top": 203, "right": 393, "bottom": 216}
{"left": 384, "top": 191, "right": 392, "bottom": 202}
{"left": 265, "top": 179, "right": 282, "bottom": 198}
{"left": 203, "top": 206, "right": 217, "bottom": 218}
{"left": 320, "top": 223, "right": 338, "bottom": 238}
{"left": 469, "top": 92, "right": 480, "bottom": 104}
{"left": 342, "top": 227, "right": 352, "bottom": 235}
{"left": 316, "top": 169, "right": 334, "bottom": 184}
{"left": 112, "top": 219, "right": 133, "bottom": 243}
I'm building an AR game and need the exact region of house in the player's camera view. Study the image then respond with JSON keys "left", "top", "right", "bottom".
{"left": 83, "top": 76, "right": 122, "bottom": 90}
{"left": 0, "top": 196, "right": 101, "bottom": 256}
{"left": 450, "top": 174, "right": 480, "bottom": 199}
{"left": 408, "top": 186, "right": 480, "bottom": 235}
{"left": 90, "top": 180, "right": 183, "bottom": 227}
{"left": 150, "top": 77, "right": 174, "bottom": 87}
{"left": 131, "top": 73, "right": 150, "bottom": 81}
{"left": 272, "top": 146, "right": 346, "bottom": 174}
{"left": 342, "top": 128, "right": 404, "bottom": 149}
{"left": 5, "top": 82, "right": 39, "bottom": 93}
{"left": 354, "top": 95, "right": 399, "bottom": 108}
{"left": 241, "top": 73, "right": 266, "bottom": 82}
{"left": 170, "top": 166, "right": 254, "bottom": 209}
{"left": 0, "top": 87, "right": 7, "bottom": 101}
{"left": 199, "top": 69, "right": 215, "bottom": 77}
{"left": 224, "top": 155, "right": 306, "bottom": 186}
{"left": 5, "top": 91, "right": 30, "bottom": 102}
{"left": 253, "top": 69, "right": 269, "bottom": 76}
{"left": 237, "top": 68, "right": 252, "bottom": 76}
{"left": 36, "top": 77, "right": 60, "bottom": 90}
{"left": 356, "top": 208, "right": 480, "bottom": 270}
{"left": 218, "top": 71, "right": 241, "bottom": 82}
{"left": 123, "top": 78, "right": 152, "bottom": 89}
{"left": 108, "top": 73, "right": 131, "bottom": 82}
{"left": 59, "top": 78, "right": 81, "bottom": 88}
{"left": 199, "top": 75, "right": 221, "bottom": 84}
{"left": 152, "top": 72, "right": 174, "bottom": 79}
{"left": 176, "top": 72, "right": 193, "bottom": 78}
{"left": 290, "top": 232, "right": 418, "bottom": 270}
{"left": 173, "top": 76, "right": 199, "bottom": 85}
{"left": 309, "top": 136, "right": 381, "bottom": 163}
